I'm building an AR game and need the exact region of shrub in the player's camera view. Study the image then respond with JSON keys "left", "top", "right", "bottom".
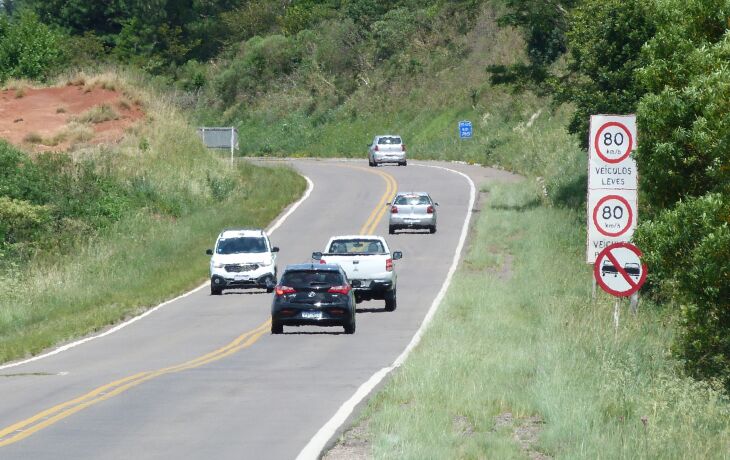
{"left": 0, "top": 11, "right": 66, "bottom": 82}
{"left": 0, "top": 196, "right": 51, "bottom": 243}
{"left": 634, "top": 193, "right": 730, "bottom": 387}
{"left": 213, "top": 35, "right": 301, "bottom": 102}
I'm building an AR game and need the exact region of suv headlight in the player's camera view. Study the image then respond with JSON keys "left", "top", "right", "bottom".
{"left": 212, "top": 262, "right": 225, "bottom": 268}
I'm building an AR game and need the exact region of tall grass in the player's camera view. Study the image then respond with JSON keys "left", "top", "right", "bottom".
{"left": 0, "top": 71, "right": 306, "bottom": 362}
{"left": 356, "top": 182, "right": 730, "bottom": 458}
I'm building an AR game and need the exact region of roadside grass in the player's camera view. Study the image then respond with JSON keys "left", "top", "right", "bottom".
{"left": 0, "top": 162, "right": 301, "bottom": 362}
{"left": 358, "top": 181, "right": 730, "bottom": 459}
{"left": 0, "top": 70, "right": 305, "bottom": 362}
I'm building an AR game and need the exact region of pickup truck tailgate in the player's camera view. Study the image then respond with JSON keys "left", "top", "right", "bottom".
{"left": 322, "top": 254, "right": 388, "bottom": 280}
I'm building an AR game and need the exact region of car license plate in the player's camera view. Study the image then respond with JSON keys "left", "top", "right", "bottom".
{"left": 301, "top": 311, "right": 322, "bottom": 320}
{"left": 404, "top": 219, "right": 418, "bottom": 223}
{"left": 234, "top": 274, "right": 250, "bottom": 281}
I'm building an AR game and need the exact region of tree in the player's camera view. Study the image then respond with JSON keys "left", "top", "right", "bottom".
{"left": 554, "top": 0, "right": 657, "bottom": 147}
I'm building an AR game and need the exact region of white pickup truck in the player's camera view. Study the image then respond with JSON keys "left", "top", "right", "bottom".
{"left": 312, "top": 235, "right": 402, "bottom": 311}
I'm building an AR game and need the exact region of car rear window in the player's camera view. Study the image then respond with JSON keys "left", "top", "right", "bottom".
{"left": 280, "top": 270, "right": 344, "bottom": 287}
{"left": 377, "top": 137, "right": 402, "bottom": 145}
{"left": 394, "top": 194, "right": 431, "bottom": 205}
{"left": 329, "top": 239, "right": 384, "bottom": 254}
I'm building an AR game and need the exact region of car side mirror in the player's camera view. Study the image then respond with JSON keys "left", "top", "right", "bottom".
{"left": 386, "top": 202, "right": 391, "bottom": 206}
{"left": 206, "top": 249, "right": 213, "bottom": 255}
{"left": 392, "top": 251, "right": 403, "bottom": 260}
{"left": 351, "top": 279, "right": 362, "bottom": 288}
{"left": 434, "top": 202, "right": 439, "bottom": 206}
{"left": 312, "top": 251, "right": 323, "bottom": 260}
{"left": 272, "top": 247, "right": 280, "bottom": 252}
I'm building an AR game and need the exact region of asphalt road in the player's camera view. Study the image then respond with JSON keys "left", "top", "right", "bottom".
{"left": 0, "top": 159, "right": 516, "bottom": 459}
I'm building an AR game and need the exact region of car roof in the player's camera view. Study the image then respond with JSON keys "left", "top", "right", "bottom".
{"left": 218, "top": 228, "right": 266, "bottom": 239}
{"left": 329, "top": 235, "right": 384, "bottom": 241}
{"left": 394, "top": 192, "right": 430, "bottom": 196}
{"left": 375, "top": 134, "right": 402, "bottom": 139}
{"left": 284, "top": 263, "right": 341, "bottom": 271}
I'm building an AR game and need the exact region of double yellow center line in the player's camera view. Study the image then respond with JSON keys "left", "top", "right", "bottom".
{"left": 0, "top": 321, "right": 271, "bottom": 447}
{"left": 354, "top": 166, "right": 398, "bottom": 235}
{"left": 0, "top": 164, "right": 398, "bottom": 448}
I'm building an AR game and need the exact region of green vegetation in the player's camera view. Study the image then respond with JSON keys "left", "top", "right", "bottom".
{"left": 0, "top": 72, "right": 305, "bottom": 362}
{"left": 0, "top": 0, "right": 727, "bottom": 454}
{"left": 359, "top": 180, "right": 730, "bottom": 458}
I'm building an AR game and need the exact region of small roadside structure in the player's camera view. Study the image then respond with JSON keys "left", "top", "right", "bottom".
{"left": 197, "top": 127, "right": 238, "bottom": 164}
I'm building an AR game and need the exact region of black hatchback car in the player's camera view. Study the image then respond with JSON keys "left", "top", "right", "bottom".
{"left": 271, "top": 263, "right": 358, "bottom": 334}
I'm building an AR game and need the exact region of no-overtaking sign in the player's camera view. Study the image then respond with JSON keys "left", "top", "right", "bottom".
{"left": 593, "top": 242, "right": 647, "bottom": 297}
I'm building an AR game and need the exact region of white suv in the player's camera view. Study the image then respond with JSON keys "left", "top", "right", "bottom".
{"left": 206, "top": 228, "right": 279, "bottom": 295}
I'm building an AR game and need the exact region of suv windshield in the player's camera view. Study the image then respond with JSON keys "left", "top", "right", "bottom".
{"left": 394, "top": 194, "right": 431, "bottom": 205}
{"left": 377, "top": 136, "right": 402, "bottom": 145}
{"left": 329, "top": 239, "right": 384, "bottom": 254}
{"left": 281, "top": 270, "right": 343, "bottom": 287}
{"left": 216, "top": 237, "right": 268, "bottom": 254}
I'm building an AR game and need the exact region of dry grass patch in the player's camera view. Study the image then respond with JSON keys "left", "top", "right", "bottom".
{"left": 74, "top": 104, "right": 120, "bottom": 124}
{"left": 23, "top": 132, "right": 43, "bottom": 144}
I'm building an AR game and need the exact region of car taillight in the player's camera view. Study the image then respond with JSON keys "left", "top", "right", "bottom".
{"left": 391, "top": 205, "right": 398, "bottom": 214}
{"left": 275, "top": 285, "right": 296, "bottom": 296}
{"left": 319, "top": 259, "right": 327, "bottom": 264}
{"left": 401, "top": 144, "right": 406, "bottom": 151}
{"left": 374, "top": 145, "right": 379, "bottom": 151}
{"left": 427, "top": 205, "right": 434, "bottom": 214}
{"left": 386, "top": 258, "right": 393, "bottom": 271}
{"left": 328, "top": 285, "right": 351, "bottom": 295}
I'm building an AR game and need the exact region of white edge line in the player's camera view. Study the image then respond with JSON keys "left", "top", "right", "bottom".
{"left": 0, "top": 175, "right": 315, "bottom": 371}
{"left": 296, "top": 163, "right": 476, "bottom": 460}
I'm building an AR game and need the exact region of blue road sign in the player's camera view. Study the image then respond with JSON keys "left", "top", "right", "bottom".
{"left": 459, "top": 120, "right": 472, "bottom": 139}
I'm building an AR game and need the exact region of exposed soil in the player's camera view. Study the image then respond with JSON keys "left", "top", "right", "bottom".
{"left": 0, "top": 83, "right": 144, "bottom": 152}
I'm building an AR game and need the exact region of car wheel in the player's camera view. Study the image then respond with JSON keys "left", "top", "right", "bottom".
{"left": 271, "top": 321, "right": 283, "bottom": 334}
{"left": 399, "top": 161, "right": 407, "bottom": 166}
{"left": 389, "top": 225, "right": 395, "bottom": 234}
{"left": 211, "top": 285, "right": 223, "bottom": 295}
{"left": 343, "top": 317, "right": 356, "bottom": 334}
{"left": 384, "top": 289, "right": 397, "bottom": 311}
{"left": 429, "top": 225, "right": 437, "bottom": 234}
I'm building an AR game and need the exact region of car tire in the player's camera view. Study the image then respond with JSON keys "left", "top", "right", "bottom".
{"left": 389, "top": 225, "right": 395, "bottom": 234}
{"left": 399, "top": 161, "right": 407, "bottom": 166}
{"left": 343, "top": 317, "right": 356, "bottom": 334}
{"left": 211, "top": 285, "right": 223, "bottom": 295}
{"left": 429, "top": 225, "right": 437, "bottom": 234}
{"left": 271, "top": 321, "right": 283, "bottom": 334}
{"left": 384, "top": 289, "right": 397, "bottom": 311}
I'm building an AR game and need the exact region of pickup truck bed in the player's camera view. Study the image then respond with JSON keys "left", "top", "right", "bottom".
{"left": 313, "top": 235, "right": 402, "bottom": 311}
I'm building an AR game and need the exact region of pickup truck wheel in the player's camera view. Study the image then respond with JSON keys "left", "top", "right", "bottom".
{"left": 384, "top": 289, "right": 397, "bottom": 311}
{"left": 271, "top": 321, "right": 283, "bottom": 334}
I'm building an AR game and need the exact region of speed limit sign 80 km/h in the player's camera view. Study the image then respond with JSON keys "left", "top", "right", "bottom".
{"left": 593, "top": 194, "right": 633, "bottom": 237}
{"left": 594, "top": 121, "right": 634, "bottom": 164}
